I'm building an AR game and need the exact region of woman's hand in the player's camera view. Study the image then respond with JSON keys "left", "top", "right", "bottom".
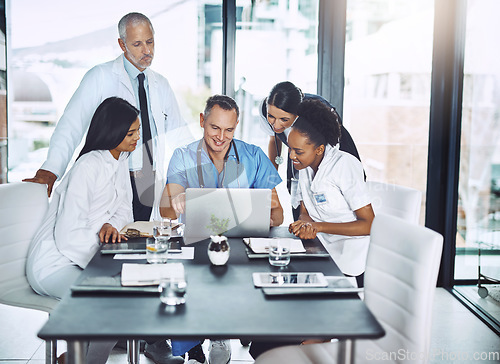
{"left": 99, "top": 223, "right": 127, "bottom": 244}
{"left": 289, "top": 220, "right": 318, "bottom": 240}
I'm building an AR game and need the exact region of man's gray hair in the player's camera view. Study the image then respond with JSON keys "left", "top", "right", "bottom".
{"left": 204, "top": 95, "right": 240, "bottom": 119}
{"left": 118, "top": 12, "right": 154, "bottom": 41}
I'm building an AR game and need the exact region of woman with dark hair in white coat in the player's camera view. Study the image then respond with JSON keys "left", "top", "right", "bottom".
{"left": 26, "top": 97, "right": 139, "bottom": 363}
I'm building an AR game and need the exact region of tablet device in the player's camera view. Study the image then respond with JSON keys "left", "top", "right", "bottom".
{"left": 261, "top": 276, "right": 363, "bottom": 296}
{"left": 252, "top": 272, "right": 328, "bottom": 288}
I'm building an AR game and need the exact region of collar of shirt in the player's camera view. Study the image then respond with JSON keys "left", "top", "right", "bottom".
{"left": 101, "top": 150, "right": 126, "bottom": 172}
{"left": 200, "top": 140, "right": 239, "bottom": 187}
{"left": 123, "top": 56, "right": 148, "bottom": 101}
{"left": 198, "top": 139, "right": 238, "bottom": 163}
{"left": 306, "top": 144, "right": 340, "bottom": 190}
{"left": 123, "top": 56, "right": 142, "bottom": 83}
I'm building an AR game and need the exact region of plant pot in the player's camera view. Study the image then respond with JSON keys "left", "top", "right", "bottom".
{"left": 208, "top": 235, "right": 230, "bottom": 265}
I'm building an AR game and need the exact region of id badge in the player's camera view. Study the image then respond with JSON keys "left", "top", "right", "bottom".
{"left": 313, "top": 193, "right": 327, "bottom": 205}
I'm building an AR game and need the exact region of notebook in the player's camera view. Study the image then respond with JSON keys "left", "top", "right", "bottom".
{"left": 183, "top": 188, "right": 271, "bottom": 244}
{"left": 70, "top": 275, "right": 160, "bottom": 294}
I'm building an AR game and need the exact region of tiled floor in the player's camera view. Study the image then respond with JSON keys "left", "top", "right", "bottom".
{"left": 1, "top": 288, "right": 499, "bottom": 363}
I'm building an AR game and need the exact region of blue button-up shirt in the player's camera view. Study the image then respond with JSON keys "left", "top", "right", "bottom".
{"left": 167, "top": 139, "right": 282, "bottom": 189}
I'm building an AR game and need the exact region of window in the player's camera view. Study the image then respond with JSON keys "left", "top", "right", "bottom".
{"left": 7, "top": 0, "right": 221, "bottom": 181}
{"left": 455, "top": 0, "right": 500, "bottom": 281}
{"left": 233, "top": 0, "right": 319, "bottom": 150}
{"left": 6, "top": 0, "right": 319, "bottom": 183}
{"left": 344, "top": 0, "right": 434, "bottom": 224}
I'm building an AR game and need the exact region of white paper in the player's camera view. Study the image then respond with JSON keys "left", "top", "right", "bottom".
{"left": 121, "top": 262, "right": 184, "bottom": 286}
{"left": 243, "top": 238, "right": 306, "bottom": 254}
{"left": 113, "top": 247, "right": 195, "bottom": 260}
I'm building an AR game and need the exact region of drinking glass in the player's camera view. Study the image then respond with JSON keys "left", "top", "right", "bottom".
{"left": 153, "top": 218, "right": 172, "bottom": 243}
{"left": 268, "top": 239, "right": 291, "bottom": 267}
{"left": 146, "top": 238, "right": 169, "bottom": 264}
{"left": 159, "top": 272, "right": 187, "bottom": 306}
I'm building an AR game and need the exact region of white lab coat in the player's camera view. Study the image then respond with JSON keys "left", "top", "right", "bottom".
{"left": 41, "top": 55, "right": 192, "bottom": 219}
{"left": 26, "top": 150, "right": 133, "bottom": 294}
{"left": 297, "top": 144, "right": 371, "bottom": 276}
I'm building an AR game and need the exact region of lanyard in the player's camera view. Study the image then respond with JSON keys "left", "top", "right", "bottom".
{"left": 196, "top": 139, "right": 240, "bottom": 188}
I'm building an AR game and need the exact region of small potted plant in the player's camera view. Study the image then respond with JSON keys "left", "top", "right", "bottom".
{"left": 206, "top": 214, "right": 230, "bottom": 265}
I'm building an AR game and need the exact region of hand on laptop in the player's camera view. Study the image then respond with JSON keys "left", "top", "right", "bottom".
{"left": 171, "top": 192, "right": 186, "bottom": 216}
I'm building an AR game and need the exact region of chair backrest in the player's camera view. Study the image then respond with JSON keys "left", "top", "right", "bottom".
{"left": 366, "top": 181, "right": 422, "bottom": 224}
{"left": 359, "top": 213, "right": 443, "bottom": 363}
{"left": 0, "top": 182, "right": 57, "bottom": 312}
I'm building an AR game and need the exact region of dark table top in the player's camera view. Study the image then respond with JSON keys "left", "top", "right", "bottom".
{"left": 38, "top": 228, "right": 384, "bottom": 342}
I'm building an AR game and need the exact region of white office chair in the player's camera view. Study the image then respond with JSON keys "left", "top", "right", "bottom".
{"left": 0, "top": 182, "right": 58, "bottom": 364}
{"left": 255, "top": 213, "right": 443, "bottom": 364}
{"left": 367, "top": 181, "right": 422, "bottom": 224}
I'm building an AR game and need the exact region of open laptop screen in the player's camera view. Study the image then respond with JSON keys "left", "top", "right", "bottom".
{"left": 184, "top": 188, "right": 271, "bottom": 243}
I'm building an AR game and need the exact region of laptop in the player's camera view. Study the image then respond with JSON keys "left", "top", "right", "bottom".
{"left": 183, "top": 188, "right": 271, "bottom": 244}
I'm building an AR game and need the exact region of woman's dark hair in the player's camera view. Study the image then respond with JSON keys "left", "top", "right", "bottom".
{"left": 293, "top": 99, "right": 341, "bottom": 148}
{"left": 266, "top": 81, "right": 304, "bottom": 114}
{"left": 77, "top": 97, "right": 139, "bottom": 160}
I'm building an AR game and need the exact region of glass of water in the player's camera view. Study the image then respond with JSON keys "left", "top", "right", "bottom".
{"left": 146, "top": 238, "right": 169, "bottom": 264}
{"left": 268, "top": 239, "right": 291, "bottom": 267}
{"left": 153, "top": 218, "right": 172, "bottom": 242}
{"left": 159, "top": 271, "right": 187, "bottom": 306}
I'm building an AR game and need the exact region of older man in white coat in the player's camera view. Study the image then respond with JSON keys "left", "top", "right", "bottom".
{"left": 23, "top": 12, "right": 188, "bottom": 364}
{"left": 24, "top": 12, "right": 192, "bottom": 224}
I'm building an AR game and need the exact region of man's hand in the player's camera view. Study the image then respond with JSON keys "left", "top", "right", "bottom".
{"left": 23, "top": 169, "right": 57, "bottom": 197}
{"left": 99, "top": 223, "right": 127, "bottom": 244}
{"left": 289, "top": 220, "right": 318, "bottom": 240}
{"left": 171, "top": 192, "right": 186, "bottom": 216}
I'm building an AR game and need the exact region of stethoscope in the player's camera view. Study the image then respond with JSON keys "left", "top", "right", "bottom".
{"left": 272, "top": 132, "right": 299, "bottom": 182}
{"left": 196, "top": 139, "right": 241, "bottom": 188}
{"left": 273, "top": 133, "right": 284, "bottom": 165}
{"left": 268, "top": 113, "right": 299, "bottom": 166}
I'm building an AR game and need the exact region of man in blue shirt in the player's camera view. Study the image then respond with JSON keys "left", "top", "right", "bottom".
{"left": 159, "top": 95, "right": 284, "bottom": 364}
{"left": 161, "top": 94, "right": 284, "bottom": 226}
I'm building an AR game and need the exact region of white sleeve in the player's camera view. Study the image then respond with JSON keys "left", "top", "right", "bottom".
{"left": 41, "top": 67, "right": 103, "bottom": 179}
{"left": 336, "top": 156, "right": 371, "bottom": 211}
{"left": 107, "top": 162, "right": 134, "bottom": 230}
{"left": 53, "top": 161, "right": 101, "bottom": 268}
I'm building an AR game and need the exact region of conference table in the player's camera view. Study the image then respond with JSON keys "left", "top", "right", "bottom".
{"left": 37, "top": 228, "right": 384, "bottom": 364}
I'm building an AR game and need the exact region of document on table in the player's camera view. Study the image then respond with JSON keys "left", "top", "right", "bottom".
{"left": 121, "top": 262, "right": 184, "bottom": 286}
{"left": 113, "top": 247, "right": 195, "bottom": 260}
{"left": 243, "top": 238, "right": 306, "bottom": 254}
